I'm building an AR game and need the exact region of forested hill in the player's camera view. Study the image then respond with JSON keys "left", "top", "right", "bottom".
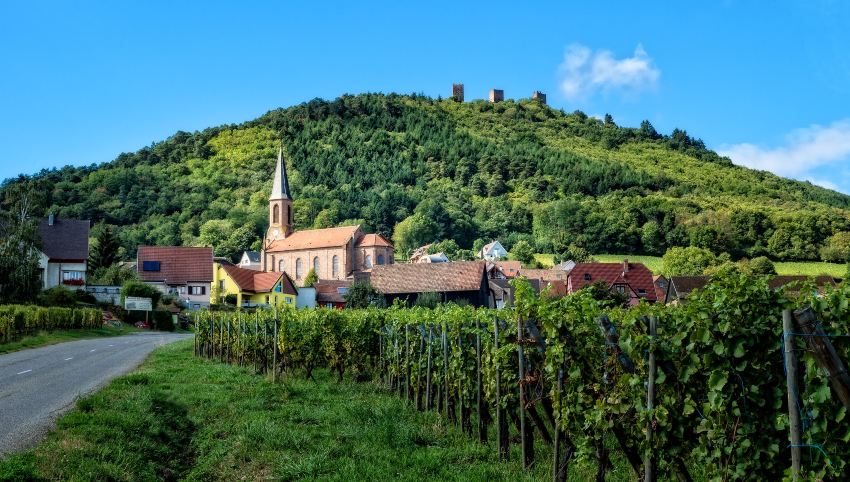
{"left": 3, "top": 93, "right": 850, "bottom": 263}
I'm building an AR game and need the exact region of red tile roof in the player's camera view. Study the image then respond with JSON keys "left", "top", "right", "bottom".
{"left": 221, "top": 263, "right": 296, "bottom": 294}
{"left": 519, "top": 268, "right": 569, "bottom": 281}
{"left": 266, "top": 225, "right": 360, "bottom": 252}
{"left": 369, "top": 261, "right": 486, "bottom": 294}
{"left": 314, "top": 280, "right": 352, "bottom": 304}
{"left": 568, "top": 262, "right": 657, "bottom": 302}
{"left": 494, "top": 261, "right": 522, "bottom": 278}
{"left": 356, "top": 233, "right": 393, "bottom": 248}
{"left": 137, "top": 246, "right": 213, "bottom": 284}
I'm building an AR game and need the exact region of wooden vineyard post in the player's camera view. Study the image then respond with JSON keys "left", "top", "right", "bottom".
{"left": 263, "top": 319, "right": 270, "bottom": 375}
{"left": 220, "top": 316, "right": 225, "bottom": 363}
{"left": 405, "top": 325, "right": 411, "bottom": 403}
{"left": 793, "top": 307, "right": 850, "bottom": 411}
{"left": 518, "top": 315, "right": 532, "bottom": 468}
{"left": 272, "top": 311, "right": 279, "bottom": 383}
{"left": 416, "top": 326, "right": 425, "bottom": 410}
{"left": 395, "top": 333, "right": 402, "bottom": 397}
{"left": 426, "top": 325, "right": 434, "bottom": 410}
{"left": 476, "top": 317, "right": 486, "bottom": 443}
{"left": 553, "top": 366, "right": 567, "bottom": 482}
{"left": 494, "top": 316, "right": 508, "bottom": 460}
{"left": 378, "top": 326, "right": 384, "bottom": 385}
{"left": 443, "top": 323, "right": 450, "bottom": 420}
{"left": 783, "top": 309, "right": 802, "bottom": 481}
{"left": 208, "top": 318, "right": 214, "bottom": 359}
{"left": 458, "top": 325, "right": 466, "bottom": 430}
{"left": 645, "top": 316, "right": 657, "bottom": 482}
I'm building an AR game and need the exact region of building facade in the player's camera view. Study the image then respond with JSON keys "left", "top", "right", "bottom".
{"left": 37, "top": 215, "right": 89, "bottom": 290}
{"left": 137, "top": 246, "right": 213, "bottom": 309}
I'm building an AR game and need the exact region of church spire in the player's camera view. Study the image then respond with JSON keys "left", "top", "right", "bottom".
{"left": 270, "top": 145, "right": 291, "bottom": 200}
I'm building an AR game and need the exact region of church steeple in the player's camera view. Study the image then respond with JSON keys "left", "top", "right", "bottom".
{"left": 270, "top": 146, "right": 291, "bottom": 200}
{"left": 266, "top": 145, "right": 293, "bottom": 243}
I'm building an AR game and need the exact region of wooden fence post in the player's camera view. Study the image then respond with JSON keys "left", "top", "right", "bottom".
{"left": 518, "top": 315, "right": 532, "bottom": 468}
{"left": 793, "top": 307, "right": 850, "bottom": 412}
{"left": 783, "top": 309, "right": 802, "bottom": 481}
{"left": 645, "top": 316, "right": 657, "bottom": 482}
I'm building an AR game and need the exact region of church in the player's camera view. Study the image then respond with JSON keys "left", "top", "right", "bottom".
{"left": 261, "top": 148, "right": 394, "bottom": 285}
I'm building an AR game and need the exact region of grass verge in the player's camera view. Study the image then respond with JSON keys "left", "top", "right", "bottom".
{"left": 0, "top": 340, "right": 634, "bottom": 481}
{"left": 0, "top": 325, "right": 141, "bottom": 355}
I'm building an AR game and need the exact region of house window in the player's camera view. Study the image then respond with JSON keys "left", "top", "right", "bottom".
{"left": 279, "top": 259, "right": 285, "bottom": 271}
{"left": 61, "top": 270, "right": 85, "bottom": 286}
{"left": 296, "top": 258, "right": 303, "bottom": 279}
{"left": 265, "top": 295, "right": 270, "bottom": 304}
{"left": 218, "top": 280, "right": 224, "bottom": 290}
{"left": 271, "top": 255, "right": 276, "bottom": 270}
{"left": 313, "top": 256, "right": 320, "bottom": 273}
{"left": 273, "top": 204, "right": 280, "bottom": 224}
{"left": 332, "top": 255, "right": 340, "bottom": 278}
{"left": 177, "top": 286, "right": 187, "bottom": 294}
{"left": 615, "top": 285, "right": 625, "bottom": 294}
{"left": 638, "top": 289, "right": 647, "bottom": 295}
{"left": 377, "top": 254, "right": 385, "bottom": 265}
{"left": 583, "top": 273, "right": 591, "bottom": 281}
{"left": 189, "top": 286, "right": 206, "bottom": 295}
{"left": 365, "top": 254, "right": 372, "bottom": 268}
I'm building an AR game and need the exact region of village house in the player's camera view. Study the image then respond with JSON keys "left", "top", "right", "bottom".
{"left": 313, "top": 280, "right": 352, "bottom": 309}
{"left": 261, "top": 148, "right": 394, "bottom": 285}
{"left": 567, "top": 261, "right": 657, "bottom": 305}
{"left": 137, "top": 246, "right": 213, "bottom": 310}
{"left": 477, "top": 240, "right": 507, "bottom": 261}
{"left": 652, "top": 275, "right": 668, "bottom": 302}
{"left": 490, "top": 260, "right": 521, "bottom": 279}
{"left": 366, "top": 260, "right": 490, "bottom": 307}
{"left": 664, "top": 276, "right": 710, "bottom": 304}
{"left": 239, "top": 251, "right": 262, "bottom": 271}
{"left": 37, "top": 214, "right": 89, "bottom": 290}
{"left": 212, "top": 260, "right": 297, "bottom": 308}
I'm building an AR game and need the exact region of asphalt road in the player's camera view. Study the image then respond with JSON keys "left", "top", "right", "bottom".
{"left": 0, "top": 331, "right": 191, "bottom": 455}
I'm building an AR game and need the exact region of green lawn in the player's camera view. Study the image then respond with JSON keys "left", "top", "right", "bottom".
{"left": 0, "top": 340, "right": 636, "bottom": 481}
{"left": 0, "top": 325, "right": 140, "bottom": 355}
{"left": 534, "top": 253, "right": 845, "bottom": 277}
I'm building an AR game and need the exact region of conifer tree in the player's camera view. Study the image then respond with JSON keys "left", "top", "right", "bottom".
{"left": 89, "top": 223, "right": 120, "bottom": 271}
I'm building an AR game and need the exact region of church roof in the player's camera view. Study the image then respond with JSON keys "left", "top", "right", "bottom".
{"left": 266, "top": 225, "right": 361, "bottom": 252}
{"left": 270, "top": 146, "right": 291, "bottom": 200}
{"left": 356, "top": 233, "right": 393, "bottom": 248}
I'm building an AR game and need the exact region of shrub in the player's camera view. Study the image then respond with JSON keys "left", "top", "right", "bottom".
{"left": 748, "top": 256, "right": 777, "bottom": 275}
{"left": 38, "top": 287, "right": 77, "bottom": 307}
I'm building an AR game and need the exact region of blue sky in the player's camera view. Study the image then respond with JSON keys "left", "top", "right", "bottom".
{"left": 2, "top": 1, "right": 849, "bottom": 193}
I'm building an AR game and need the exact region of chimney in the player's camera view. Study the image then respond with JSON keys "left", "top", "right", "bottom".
{"left": 489, "top": 89, "right": 504, "bottom": 103}
{"left": 452, "top": 83, "right": 465, "bottom": 102}
{"left": 48, "top": 212, "right": 55, "bottom": 226}
{"left": 623, "top": 260, "right": 629, "bottom": 273}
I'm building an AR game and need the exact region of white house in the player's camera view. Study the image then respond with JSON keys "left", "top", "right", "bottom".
{"left": 239, "top": 251, "right": 262, "bottom": 270}
{"left": 37, "top": 215, "right": 90, "bottom": 290}
{"left": 417, "top": 252, "right": 449, "bottom": 263}
{"left": 477, "top": 241, "right": 508, "bottom": 261}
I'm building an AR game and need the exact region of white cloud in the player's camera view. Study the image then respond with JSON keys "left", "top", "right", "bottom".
{"left": 806, "top": 178, "right": 841, "bottom": 191}
{"left": 558, "top": 44, "right": 660, "bottom": 100}
{"left": 718, "top": 120, "right": 850, "bottom": 179}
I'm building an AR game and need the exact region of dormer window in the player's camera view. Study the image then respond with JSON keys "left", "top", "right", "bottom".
{"left": 583, "top": 273, "right": 591, "bottom": 281}
{"left": 638, "top": 289, "right": 647, "bottom": 295}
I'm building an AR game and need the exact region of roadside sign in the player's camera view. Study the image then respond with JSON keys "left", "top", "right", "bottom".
{"left": 125, "top": 296, "right": 153, "bottom": 311}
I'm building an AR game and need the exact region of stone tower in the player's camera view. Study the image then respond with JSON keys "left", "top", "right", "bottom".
{"left": 489, "top": 89, "right": 504, "bottom": 103}
{"left": 532, "top": 91, "right": 547, "bottom": 104}
{"left": 452, "top": 83, "right": 465, "bottom": 102}
{"left": 266, "top": 146, "right": 293, "bottom": 243}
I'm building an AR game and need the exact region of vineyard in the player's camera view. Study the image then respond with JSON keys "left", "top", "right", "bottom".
{"left": 0, "top": 305, "right": 102, "bottom": 343}
{"left": 194, "top": 274, "right": 850, "bottom": 481}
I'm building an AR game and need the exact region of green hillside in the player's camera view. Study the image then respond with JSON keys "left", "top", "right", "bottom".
{"left": 3, "top": 93, "right": 849, "bottom": 263}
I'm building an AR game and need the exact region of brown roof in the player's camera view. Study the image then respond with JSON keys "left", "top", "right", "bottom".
{"left": 568, "top": 262, "right": 657, "bottom": 302}
{"left": 494, "top": 261, "right": 522, "bottom": 278}
{"left": 221, "top": 263, "right": 296, "bottom": 294}
{"left": 356, "top": 233, "right": 393, "bottom": 248}
{"left": 266, "top": 225, "right": 360, "bottom": 252}
{"left": 667, "top": 276, "right": 710, "bottom": 301}
{"left": 519, "top": 268, "right": 569, "bottom": 281}
{"left": 369, "top": 261, "right": 486, "bottom": 294}
{"left": 137, "top": 246, "right": 213, "bottom": 284}
{"left": 38, "top": 218, "right": 90, "bottom": 261}
{"left": 314, "top": 280, "right": 353, "bottom": 304}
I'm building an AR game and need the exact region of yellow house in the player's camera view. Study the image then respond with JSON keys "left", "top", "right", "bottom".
{"left": 212, "top": 261, "right": 297, "bottom": 308}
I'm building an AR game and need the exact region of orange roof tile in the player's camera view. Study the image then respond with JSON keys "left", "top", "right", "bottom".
{"left": 221, "top": 263, "right": 296, "bottom": 294}
{"left": 356, "top": 233, "right": 394, "bottom": 248}
{"left": 266, "top": 225, "right": 360, "bottom": 252}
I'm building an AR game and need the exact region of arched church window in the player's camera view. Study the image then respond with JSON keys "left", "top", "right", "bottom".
{"left": 377, "top": 254, "right": 385, "bottom": 265}
{"left": 332, "top": 255, "right": 340, "bottom": 278}
{"left": 313, "top": 256, "right": 319, "bottom": 273}
{"left": 278, "top": 259, "right": 285, "bottom": 272}
{"left": 271, "top": 255, "right": 275, "bottom": 270}
{"left": 365, "top": 255, "right": 372, "bottom": 268}
{"left": 296, "top": 258, "right": 304, "bottom": 279}
{"left": 273, "top": 204, "right": 280, "bottom": 225}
